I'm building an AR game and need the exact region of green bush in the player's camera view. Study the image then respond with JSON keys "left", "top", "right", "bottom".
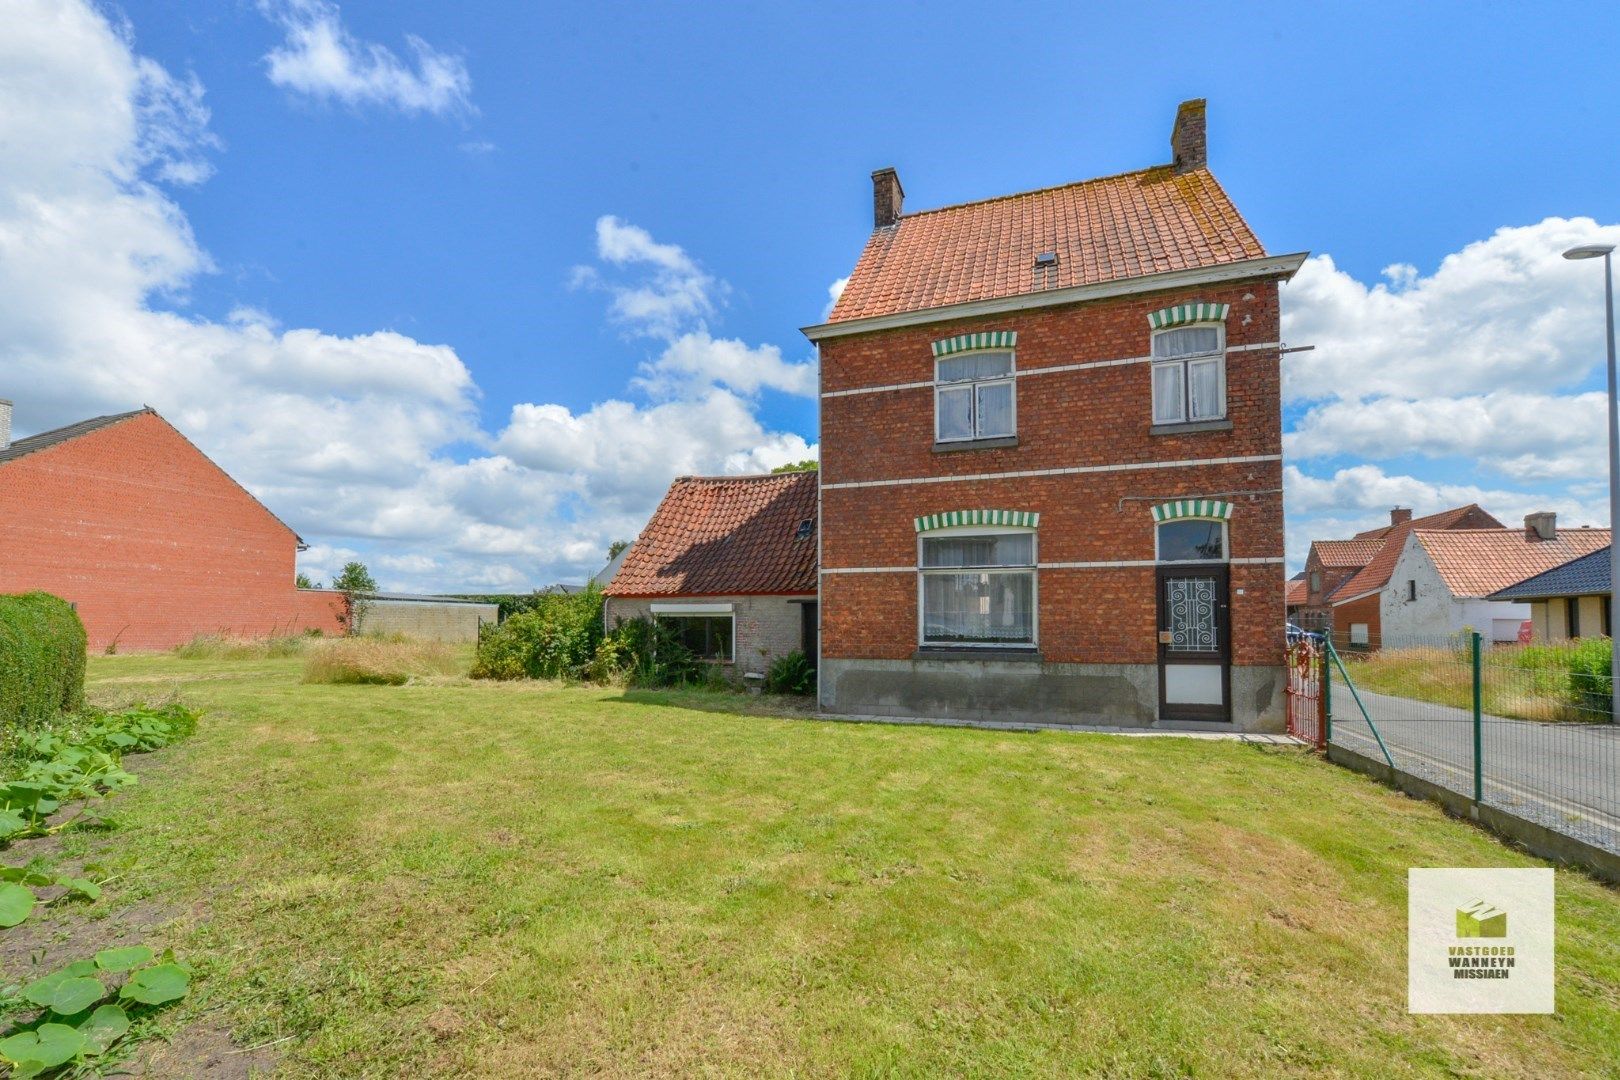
{"left": 764, "top": 650, "right": 816, "bottom": 695}
{"left": 0, "top": 592, "right": 87, "bottom": 730}
{"left": 470, "top": 587, "right": 605, "bottom": 681}
{"left": 1568, "top": 637, "right": 1613, "bottom": 717}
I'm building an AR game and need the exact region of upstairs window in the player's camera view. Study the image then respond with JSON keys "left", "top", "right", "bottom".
{"left": 936, "top": 351, "right": 1015, "bottom": 442}
{"left": 1309, "top": 570, "right": 1322, "bottom": 594}
{"left": 1151, "top": 324, "right": 1225, "bottom": 424}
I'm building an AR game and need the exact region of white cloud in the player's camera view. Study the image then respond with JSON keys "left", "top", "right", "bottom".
{"left": 0, "top": 1, "right": 816, "bottom": 595}
{"left": 259, "top": 0, "right": 472, "bottom": 117}
{"left": 576, "top": 215, "right": 724, "bottom": 339}
{"left": 823, "top": 276, "right": 848, "bottom": 319}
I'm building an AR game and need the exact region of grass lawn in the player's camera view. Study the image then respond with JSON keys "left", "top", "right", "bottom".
{"left": 33, "top": 652, "right": 1617, "bottom": 1076}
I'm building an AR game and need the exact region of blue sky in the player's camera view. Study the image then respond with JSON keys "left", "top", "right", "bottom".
{"left": 4, "top": 1, "right": 1619, "bottom": 588}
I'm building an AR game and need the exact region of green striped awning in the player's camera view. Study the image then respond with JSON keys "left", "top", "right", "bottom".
{"left": 931, "top": 331, "right": 1017, "bottom": 357}
{"left": 914, "top": 509, "right": 1039, "bottom": 532}
{"left": 1146, "top": 303, "right": 1229, "bottom": 330}
{"left": 1151, "top": 499, "right": 1234, "bottom": 523}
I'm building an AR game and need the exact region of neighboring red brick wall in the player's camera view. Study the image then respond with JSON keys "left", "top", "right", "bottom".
{"left": 1332, "top": 592, "right": 1381, "bottom": 648}
{"left": 819, "top": 280, "right": 1286, "bottom": 672}
{"left": 0, "top": 412, "right": 341, "bottom": 651}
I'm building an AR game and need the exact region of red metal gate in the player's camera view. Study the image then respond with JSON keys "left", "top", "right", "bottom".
{"left": 1285, "top": 638, "right": 1326, "bottom": 748}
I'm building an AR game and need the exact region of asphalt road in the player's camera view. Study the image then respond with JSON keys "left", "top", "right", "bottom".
{"left": 1330, "top": 688, "right": 1620, "bottom": 852}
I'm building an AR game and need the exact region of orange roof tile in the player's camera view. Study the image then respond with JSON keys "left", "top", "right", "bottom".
{"left": 1312, "top": 539, "right": 1383, "bottom": 570}
{"left": 826, "top": 165, "right": 1268, "bottom": 324}
{"left": 1333, "top": 505, "right": 1504, "bottom": 603}
{"left": 1414, "top": 527, "right": 1613, "bottom": 599}
{"left": 606, "top": 472, "right": 818, "bottom": 597}
{"left": 1285, "top": 576, "right": 1308, "bottom": 607}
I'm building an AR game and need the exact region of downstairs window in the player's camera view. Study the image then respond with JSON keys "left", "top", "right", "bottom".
{"left": 656, "top": 614, "right": 734, "bottom": 662}
{"left": 919, "top": 531, "right": 1035, "bottom": 646}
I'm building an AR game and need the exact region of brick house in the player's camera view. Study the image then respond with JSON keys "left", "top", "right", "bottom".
{"left": 0, "top": 403, "right": 342, "bottom": 650}
{"left": 801, "top": 101, "right": 1306, "bottom": 730}
{"left": 1376, "top": 514, "right": 1611, "bottom": 644}
{"left": 1318, "top": 504, "right": 1503, "bottom": 646}
{"left": 603, "top": 471, "right": 818, "bottom": 681}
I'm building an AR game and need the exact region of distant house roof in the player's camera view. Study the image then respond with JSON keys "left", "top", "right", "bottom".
{"left": 1489, "top": 546, "right": 1611, "bottom": 601}
{"left": 1311, "top": 539, "right": 1383, "bottom": 570}
{"left": 606, "top": 472, "right": 819, "bottom": 598}
{"left": 0, "top": 406, "right": 307, "bottom": 548}
{"left": 0, "top": 408, "right": 148, "bottom": 466}
{"left": 1332, "top": 504, "right": 1504, "bottom": 604}
{"left": 823, "top": 166, "right": 1274, "bottom": 326}
{"left": 1285, "top": 574, "right": 1308, "bottom": 608}
{"left": 591, "top": 547, "right": 631, "bottom": 588}
{"left": 1415, "top": 528, "right": 1612, "bottom": 599}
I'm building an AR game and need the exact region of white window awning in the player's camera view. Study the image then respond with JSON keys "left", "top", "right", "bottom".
{"left": 650, "top": 602, "right": 735, "bottom": 615}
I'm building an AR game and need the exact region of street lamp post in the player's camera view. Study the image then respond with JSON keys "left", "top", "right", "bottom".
{"left": 1563, "top": 242, "right": 1619, "bottom": 723}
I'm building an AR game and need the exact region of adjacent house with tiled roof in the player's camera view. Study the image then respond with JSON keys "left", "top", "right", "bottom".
{"left": 797, "top": 100, "right": 1307, "bottom": 730}
{"left": 1374, "top": 514, "right": 1612, "bottom": 644}
{"left": 0, "top": 400, "right": 341, "bottom": 649}
{"left": 603, "top": 471, "right": 819, "bottom": 680}
{"left": 1488, "top": 545, "right": 1613, "bottom": 643}
{"left": 1302, "top": 505, "right": 1503, "bottom": 639}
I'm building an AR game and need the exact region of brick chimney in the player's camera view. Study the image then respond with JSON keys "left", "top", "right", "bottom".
{"left": 1524, "top": 512, "right": 1557, "bottom": 541}
{"left": 0, "top": 399, "right": 11, "bottom": 451}
{"left": 1170, "top": 98, "right": 1207, "bottom": 174}
{"left": 872, "top": 167, "right": 904, "bottom": 228}
{"left": 1390, "top": 507, "right": 1412, "bottom": 527}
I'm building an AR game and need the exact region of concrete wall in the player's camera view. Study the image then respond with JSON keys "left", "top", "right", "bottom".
{"left": 604, "top": 594, "right": 812, "bottom": 679}
{"left": 820, "top": 656, "right": 1285, "bottom": 733}
{"left": 357, "top": 598, "right": 498, "bottom": 643}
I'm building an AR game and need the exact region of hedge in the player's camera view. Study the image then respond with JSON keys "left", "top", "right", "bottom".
{"left": 0, "top": 592, "right": 87, "bottom": 728}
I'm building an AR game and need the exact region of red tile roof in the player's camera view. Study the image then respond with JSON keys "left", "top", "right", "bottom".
{"left": 1333, "top": 505, "right": 1503, "bottom": 603}
{"left": 1415, "top": 527, "right": 1612, "bottom": 599}
{"left": 826, "top": 166, "right": 1268, "bottom": 324}
{"left": 1312, "top": 539, "right": 1383, "bottom": 570}
{"left": 1285, "top": 576, "right": 1308, "bottom": 607}
{"left": 606, "top": 472, "right": 818, "bottom": 597}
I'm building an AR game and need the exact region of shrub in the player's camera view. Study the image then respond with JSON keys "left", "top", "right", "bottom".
{"left": 302, "top": 637, "right": 464, "bottom": 686}
{"left": 0, "top": 593, "right": 87, "bottom": 730}
{"left": 1568, "top": 637, "right": 1613, "bottom": 717}
{"left": 470, "top": 587, "right": 605, "bottom": 681}
{"left": 764, "top": 650, "right": 816, "bottom": 695}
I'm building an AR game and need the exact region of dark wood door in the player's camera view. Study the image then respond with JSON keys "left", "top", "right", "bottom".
{"left": 1156, "top": 565, "right": 1231, "bottom": 721}
{"left": 801, "top": 602, "right": 818, "bottom": 666}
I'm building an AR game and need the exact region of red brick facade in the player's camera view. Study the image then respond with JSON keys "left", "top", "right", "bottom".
{"left": 0, "top": 411, "right": 342, "bottom": 651}
{"left": 818, "top": 282, "right": 1286, "bottom": 680}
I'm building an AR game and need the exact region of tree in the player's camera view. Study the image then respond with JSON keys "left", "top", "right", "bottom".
{"left": 607, "top": 539, "right": 631, "bottom": 561}
{"left": 331, "top": 561, "right": 378, "bottom": 635}
{"left": 770, "top": 459, "right": 818, "bottom": 473}
{"left": 295, "top": 571, "right": 316, "bottom": 589}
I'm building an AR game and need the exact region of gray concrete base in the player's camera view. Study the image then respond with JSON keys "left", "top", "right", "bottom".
{"left": 819, "top": 658, "right": 1285, "bottom": 734}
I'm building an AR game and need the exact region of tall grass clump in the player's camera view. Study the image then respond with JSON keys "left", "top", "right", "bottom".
{"left": 172, "top": 632, "right": 314, "bottom": 660}
{"left": 0, "top": 591, "right": 87, "bottom": 729}
{"left": 1566, "top": 636, "right": 1613, "bottom": 716}
{"left": 302, "top": 637, "right": 465, "bottom": 686}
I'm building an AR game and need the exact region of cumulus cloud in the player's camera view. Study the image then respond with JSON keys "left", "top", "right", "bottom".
{"left": 259, "top": 0, "right": 472, "bottom": 116}
{"left": 0, "top": 0, "right": 815, "bottom": 593}
{"left": 575, "top": 215, "right": 724, "bottom": 339}
{"left": 823, "top": 276, "right": 849, "bottom": 319}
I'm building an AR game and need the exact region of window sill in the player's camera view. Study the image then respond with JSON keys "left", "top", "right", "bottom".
{"left": 1150, "top": 418, "right": 1233, "bottom": 436}
{"left": 933, "top": 435, "right": 1019, "bottom": 454}
{"left": 913, "top": 646, "right": 1043, "bottom": 662}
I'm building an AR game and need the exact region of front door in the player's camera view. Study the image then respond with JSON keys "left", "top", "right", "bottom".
{"left": 1157, "top": 565, "right": 1230, "bottom": 721}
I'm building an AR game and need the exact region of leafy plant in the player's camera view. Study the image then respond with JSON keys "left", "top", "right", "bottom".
{"left": 764, "top": 651, "right": 816, "bottom": 696}
{"left": 0, "top": 949, "right": 190, "bottom": 1077}
{"left": 331, "top": 562, "right": 379, "bottom": 636}
{"left": 471, "top": 586, "right": 606, "bottom": 681}
{"left": 1567, "top": 636, "right": 1614, "bottom": 716}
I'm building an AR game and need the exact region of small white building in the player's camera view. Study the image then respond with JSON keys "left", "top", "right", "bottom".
{"left": 1380, "top": 514, "right": 1611, "bottom": 644}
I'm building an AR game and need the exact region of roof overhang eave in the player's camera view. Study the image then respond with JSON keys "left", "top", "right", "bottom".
{"left": 801, "top": 251, "right": 1310, "bottom": 342}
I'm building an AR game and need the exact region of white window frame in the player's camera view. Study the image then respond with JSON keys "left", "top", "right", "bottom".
{"left": 934, "top": 350, "right": 1017, "bottom": 443}
{"left": 916, "top": 525, "right": 1038, "bottom": 648}
{"left": 1150, "top": 323, "right": 1227, "bottom": 425}
{"left": 1154, "top": 518, "right": 1229, "bottom": 563}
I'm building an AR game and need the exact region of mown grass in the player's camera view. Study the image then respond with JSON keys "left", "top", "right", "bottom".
{"left": 1340, "top": 642, "right": 1609, "bottom": 723}
{"left": 67, "top": 653, "right": 1620, "bottom": 1077}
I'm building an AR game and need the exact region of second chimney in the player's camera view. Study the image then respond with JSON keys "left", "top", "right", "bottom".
{"left": 1525, "top": 512, "right": 1557, "bottom": 541}
{"left": 0, "top": 399, "right": 11, "bottom": 451}
{"left": 1171, "top": 98, "right": 1207, "bottom": 174}
{"left": 872, "top": 167, "right": 904, "bottom": 228}
{"left": 1390, "top": 507, "right": 1412, "bottom": 527}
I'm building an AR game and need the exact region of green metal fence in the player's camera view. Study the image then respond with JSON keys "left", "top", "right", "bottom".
{"left": 1320, "top": 630, "right": 1618, "bottom": 857}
